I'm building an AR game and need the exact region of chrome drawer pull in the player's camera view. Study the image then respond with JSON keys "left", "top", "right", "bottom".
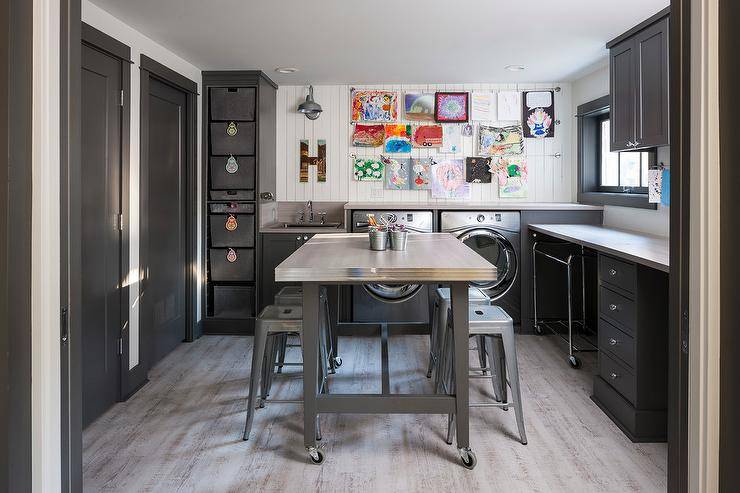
{"left": 609, "top": 268, "right": 617, "bottom": 276}
{"left": 610, "top": 372, "right": 619, "bottom": 380}
{"left": 609, "top": 304, "right": 618, "bottom": 311}
{"left": 609, "top": 338, "right": 618, "bottom": 346}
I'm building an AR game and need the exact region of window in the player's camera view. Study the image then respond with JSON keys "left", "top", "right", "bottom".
{"left": 597, "top": 117, "right": 652, "bottom": 193}
{"left": 577, "top": 95, "right": 657, "bottom": 209}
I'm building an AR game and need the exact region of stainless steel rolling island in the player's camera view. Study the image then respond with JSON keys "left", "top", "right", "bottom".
{"left": 275, "top": 233, "right": 498, "bottom": 467}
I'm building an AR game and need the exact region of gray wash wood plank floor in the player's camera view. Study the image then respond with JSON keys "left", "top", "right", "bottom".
{"left": 83, "top": 335, "right": 666, "bottom": 492}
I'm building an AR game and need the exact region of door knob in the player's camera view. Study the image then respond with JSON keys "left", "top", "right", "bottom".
{"left": 610, "top": 372, "right": 619, "bottom": 380}
{"left": 609, "top": 338, "right": 618, "bottom": 346}
{"left": 609, "top": 304, "right": 618, "bottom": 311}
{"left": 609, "top": 268, "right": 617, "bottom": 276}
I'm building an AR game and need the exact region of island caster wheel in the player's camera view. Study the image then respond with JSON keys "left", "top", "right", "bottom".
{"left": 568, "top": 355, "right": 582, "bottom": 369}
{"left": 534, "top": 324, "right": 544, "bottom": 335}
{"left": 333, "top": 356, "right": 343, "bottom": 368}
{"left": 459, "top": 448, "right": 477, "bottom": 470}
{"left": 307, "top": 447, "right": 325, "bottom": 465}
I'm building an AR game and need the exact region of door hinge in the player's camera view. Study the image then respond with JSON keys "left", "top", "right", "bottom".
{"left": 120, "top": 90, "right": 124, "bottom": 107}
{"left": 118, "top": 337, "right": 123, "bottom": 355}
{"left": 118, "top": 213, "right": 123, "bottom": 231}
{"left": 60, "top": 306, "right": 69, "bottom": 345}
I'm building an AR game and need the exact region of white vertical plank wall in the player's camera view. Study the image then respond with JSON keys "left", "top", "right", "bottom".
{"left": 276, "top": 82, "right": 574, "bottom": 204}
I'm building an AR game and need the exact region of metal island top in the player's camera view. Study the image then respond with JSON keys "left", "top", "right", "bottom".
{"left": 274, "top": 232, "right": 497, "bottom": 468}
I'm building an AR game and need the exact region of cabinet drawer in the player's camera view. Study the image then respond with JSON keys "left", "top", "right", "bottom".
{"left": 599, "top": 254, "right": 636, "bottom": 293}
{"left": 599, "top": 318, "right": 636, "bottom": 369}
{"left": 209, "top": 214, "right": 255, "bottom": 248}
{"left": 599, "top": 351, "right": 637, "bottom": 404}
{"left": 210, "top": 122, "right": 255, "bottom": 155}
{"left": 210, "top": 87, "right": 256, "bottom": 121}
{"left": 209, "top": 190, "right": 255, "bottom": 201}
{"left": 210, "top": 155, "right": 255, "bottom": 191}
{"left": 208, "top": 202, "right": 254, "bottom": 214}
{"left": 209, "top": 248, "right": 254, "bottom": 282}
{"left": 213, "top": 285, "right": 255, "bottom": 319}
{"left": 599, "top": 285, "right": 636, "bottom": 334}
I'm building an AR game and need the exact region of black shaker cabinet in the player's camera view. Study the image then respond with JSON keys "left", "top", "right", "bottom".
{"left": 259, "top": 233, "right": 312, "bottom": 312}
{"left": 607, "top": 8, "right": 670, "bottom": 152}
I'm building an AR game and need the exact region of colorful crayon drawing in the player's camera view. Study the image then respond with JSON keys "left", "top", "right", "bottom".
{"left": 431, "top": 158, "right": 471, "bottom": 199}
{"left": 351, "top": 124, "right": 384, "bottom": 147}
{"left": 404, "top": 93, "right": 435, "bottom": 121}
{"left": 410, "top": 158, "right": 432, "bottom": 190}
{"left": 490, "top": 155, "right": 528, "bottom": 198}
{"left": 412, "top": 125, "right": 443, "bottom": 148}
{"left": 384, "top": 124, "right": 412, "bottom": 153}
{"left": 382, "top": 156, "right": 410, "bottom": 190}
{"left": 478, "top": 124, "right": 524, "bottom": 156}
{"left": 523, "top": 91, "right": 555, "bottom": 138}
{"left": 435, "top": 92, "right": 469, "bottom": 122}
{"left": 353, "top": 157, "right": 384, "bottom": 181}
{"left": 465, "top": 157, "right": 492, "bottom": 183}
{"left": 351, "top": 90, "right": 398, "bottom": 122}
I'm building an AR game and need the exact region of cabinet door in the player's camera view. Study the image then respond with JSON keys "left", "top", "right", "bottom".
{"left": 259, "top": 234, "right": 302, "bottom": 311}
{"left": 634, "top": 17, "right": 669, "bottom": 149}
{"left": 609, "top": 39, "right": 637, "bottom": 152}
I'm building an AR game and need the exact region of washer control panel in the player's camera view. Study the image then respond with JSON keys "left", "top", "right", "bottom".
{"left": 440, "top": 211, "right": 521, "bottom": 232}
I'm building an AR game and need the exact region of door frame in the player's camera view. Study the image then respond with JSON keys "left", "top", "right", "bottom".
{"left": 136, "top": 54, "right": 198, "bottom": 388}
{"left": 668, "top": 0, "right": 690, "bottom": 491}
{"left": 2, "top": 0, "right": 34, "bottom": 491}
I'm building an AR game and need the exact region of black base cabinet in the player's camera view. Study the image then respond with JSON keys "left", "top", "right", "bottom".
{"left": 591, "top": 254, "right": 669, "bottom": 442}
{"left": 259, "top": 233, "right": 311, "bottom": 311}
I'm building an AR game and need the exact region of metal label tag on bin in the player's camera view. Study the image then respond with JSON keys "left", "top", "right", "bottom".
{"left": 226, "top": 248, "right": 237, "bottom": 263}
{"left": 225, "top": 214, "right": 238, "bottom": 231}
{"left": 225, "top": 155, "right": 239, "bottom": 174}
{"left": 226, "top": 121, "right": 238, "bottom": 137}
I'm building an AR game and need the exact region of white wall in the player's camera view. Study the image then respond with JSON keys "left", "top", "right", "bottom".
{"left": 571, "top": 64, "right": 670, "bottom": 237}
{"left": 82, "top": 1, "right": 203, "bottom": 369}
{"left": 32, "top": 0, "right": 61, "bottom": 489}
{"left": 276, "top": 83, "right": 575, "bottom": 204}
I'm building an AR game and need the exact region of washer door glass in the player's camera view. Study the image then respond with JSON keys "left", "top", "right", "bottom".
{"left": 362, "top": 283, "right": 422, "bottom": 303}
{"left": 459, "top": 229, "right": 517, "bottom": 298}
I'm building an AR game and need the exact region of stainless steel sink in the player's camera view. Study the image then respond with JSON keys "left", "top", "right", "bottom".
{"left": 281, "top": 222, "right": 342, "bottom": 228}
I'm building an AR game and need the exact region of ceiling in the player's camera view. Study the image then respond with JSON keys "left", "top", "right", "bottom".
{"left": 89, "top": 0, "right": 669, "bottom": 85}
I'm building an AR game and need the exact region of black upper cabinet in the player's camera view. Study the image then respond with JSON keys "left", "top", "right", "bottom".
{"left": 608, "top": 10, "right": 669, "bottom": 152}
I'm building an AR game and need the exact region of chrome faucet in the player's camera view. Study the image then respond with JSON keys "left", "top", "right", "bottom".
{"left": 306, "top": 201, "right": 314, "bottom": 223}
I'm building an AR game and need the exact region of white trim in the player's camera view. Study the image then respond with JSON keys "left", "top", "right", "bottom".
{"left": 688, "top": 0, "right": 721, "bottom": 490}
{"left": 32, "top": 0, "right": 61, "bottom": 490}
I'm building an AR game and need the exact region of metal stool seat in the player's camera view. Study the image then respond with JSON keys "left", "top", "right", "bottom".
{"left": 243, "top": 304, "right": 330, "bottom": 441}
{"left": 427, "top": 287, "right": 490, "bottom": 385}
{"left": 439, "top": 304, "right": 527, "bottom": 446}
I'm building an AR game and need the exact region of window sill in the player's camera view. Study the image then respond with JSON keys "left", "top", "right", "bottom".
{"left": 578, "top": 191, "right": 657, "bottom": 210}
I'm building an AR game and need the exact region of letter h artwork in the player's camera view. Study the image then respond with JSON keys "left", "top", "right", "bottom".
{"left": 299, "top": 139, "right": 327, "bottom": 182}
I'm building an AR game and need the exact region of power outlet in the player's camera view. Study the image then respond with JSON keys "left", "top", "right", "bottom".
{"left": 370, "top": 188, "right": 384, "bottom": 199}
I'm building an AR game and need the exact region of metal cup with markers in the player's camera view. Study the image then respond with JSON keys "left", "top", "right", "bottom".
{"left": 389, "top": 224, "right": 408, "bottom": 251}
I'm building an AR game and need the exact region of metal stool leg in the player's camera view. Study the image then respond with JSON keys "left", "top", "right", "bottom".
{"left": 426, "top": 299, "right": 440, "bottom": 378}
{"left": 276, "top": 334, "right": 287, "bottom": 374}
{"left": 486, "top": 336, "right": 507, "bottom": 405}
{"left": 244, "top": 325, "right": 268, "bottom": 441}
{"left": 477, "top": 335, "right": 488, "bottom": 375}
{"left": 501, "top": 330, "right": 527, "bottom": 445}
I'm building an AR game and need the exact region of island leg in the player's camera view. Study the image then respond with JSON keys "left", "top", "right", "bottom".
{"left": 302, "top": 282, "right": 323, "bottom": 464}
{"left": 451, "top": 282, "right": 476, "bottom": 469}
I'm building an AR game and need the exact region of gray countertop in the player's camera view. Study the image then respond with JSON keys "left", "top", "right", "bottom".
{"left": 343, "top": 202, "right": 604, "bottom": 211}
{"left": 528, "top": 224, "right": 669, "bottom": 272}
{"left": 275, "top": 233, "right": 498, "bottom": 283}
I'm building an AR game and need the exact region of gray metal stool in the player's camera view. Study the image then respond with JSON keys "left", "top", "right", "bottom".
{"left": 275, "top": 286, "right": 342, "bottom": 373}
{"left": 440, "top": 304, "right": 527, "bottom": 445}
{"left": 427, "top": 287, "right": 490, "bottom": 385}
{"left": 243, "top": 304, "right": 330, "bottom": 441}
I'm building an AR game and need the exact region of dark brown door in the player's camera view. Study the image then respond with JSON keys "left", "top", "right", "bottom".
{"left": 80, "top": 43, "right": 122, "bottom": 427}
{"left": 141, "top": 77, "right": 187, "bottom": 367}
{"left": 609, "top": 38, "right": 637, "bottom": 151}
{"left": 635, "top": 17, "right": 670, "bottom": 148}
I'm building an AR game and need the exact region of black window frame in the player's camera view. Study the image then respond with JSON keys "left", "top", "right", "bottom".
{"left": 595, "top": 113, "right": 654, "bottom": 194}
{"left": 577, "top": 95, "right": 657, "bottom": 209}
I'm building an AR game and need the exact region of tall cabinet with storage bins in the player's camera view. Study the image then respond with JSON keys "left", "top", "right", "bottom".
{"left": 201, "top": 71, "right": 277, "bottom": 334}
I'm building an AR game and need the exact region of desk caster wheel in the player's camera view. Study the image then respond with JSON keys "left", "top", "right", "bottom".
{"left": 333, "top": 356, "right": 343, "bottom": 368}
{"left": 459, "top": 448, "right": 477, "bottom": 470}
{"left": 534, "top": 324, "right": 544, "bottom": 335}
{"left": 568, "top": 355, "right": 582, "bottom": 369}
{"left": 308, "top": 447, "right": 325, "bottom": 465}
